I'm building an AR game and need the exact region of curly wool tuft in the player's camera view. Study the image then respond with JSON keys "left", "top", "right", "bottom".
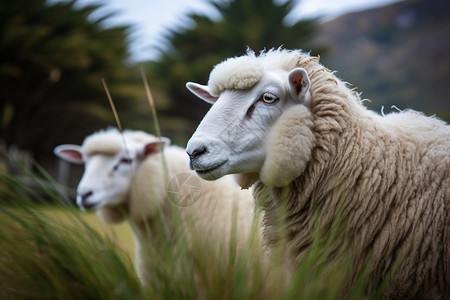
{"left": 208, "top": 54, "right": 263, "bottom": 96}
{"left": 82, "top": 128, "right": 157, "bottom": 157}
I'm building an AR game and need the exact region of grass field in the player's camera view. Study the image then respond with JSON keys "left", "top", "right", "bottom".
{"left": 0, "top": 166, "right": 377, "bottom": 299}
{"left": 43, "top": 207, "right": 135, "bottom": 261}
{"left": 0, "top": 201, "right": 377, "bottom": 300}
{"left": 0, "top": 203, "right": 143, "bottom": 299}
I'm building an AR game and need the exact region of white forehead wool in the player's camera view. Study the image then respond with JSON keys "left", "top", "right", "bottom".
{"left": 82, "top": 128, "right": 157, "bottom": 156}
{"left": 123, "top": 130, "right": 157, "bottom": 144}
{"left": 208, "top": 55, "right": 264, "bottom": 97}
{"left": 82, "top": 128, "right": 123, "bottom": 156}
{"left": 207, "top": 49, "right": 310, "bottom": 97}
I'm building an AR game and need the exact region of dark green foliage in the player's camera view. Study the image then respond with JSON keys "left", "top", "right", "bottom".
{"left": 0, "top": 0, "right": 135, "bottom": 162}
{"left": 146, "top": 0, "right": 322, "bottom": 143}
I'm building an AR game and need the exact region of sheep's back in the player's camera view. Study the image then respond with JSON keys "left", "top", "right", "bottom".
{"left": 267, "top": 108, "right": 450, "bottom": 298}
{"left": 335, "top": 111, "right": 449, "bottom": 298}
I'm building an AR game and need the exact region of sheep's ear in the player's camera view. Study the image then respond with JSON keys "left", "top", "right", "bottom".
{"left": 186, "top": 82, "right": 218, "bottom": 104}
{"left": 143, "top": 137, "right": 171, "bottom": 157}
{"left": 288, "top": 68, "right": 310, "bottom": 100}
{"left": 54, "top": 144, "right": 84, "bottom": 165}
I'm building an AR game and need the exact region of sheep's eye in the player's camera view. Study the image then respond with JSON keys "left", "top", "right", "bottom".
{"left": 120, "top": 158, "right": 133, "bottom": 164}
{"left": 260, "top": 92, "right": 278, "bottom": 104}
{"left": 113, "top": 157, "right": 133, "bottom": 171}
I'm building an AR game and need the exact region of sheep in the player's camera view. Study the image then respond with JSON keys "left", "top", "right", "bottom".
{"left": 185, "top": 48, "right": 450, "bottom": 299}
{"left": 54, "top": 128, "right": 260, "bottom": 286}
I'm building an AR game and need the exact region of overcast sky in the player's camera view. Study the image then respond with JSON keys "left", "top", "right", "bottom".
{"left": 50, "top": 0, "right": 404, "bottom": 62}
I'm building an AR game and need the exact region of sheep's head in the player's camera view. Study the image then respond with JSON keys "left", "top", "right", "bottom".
{"left": 186, "top": 49, "right": 315, "bottom": 187}
{"left": 54, "top": 129, "right": 169, "bottom": 221}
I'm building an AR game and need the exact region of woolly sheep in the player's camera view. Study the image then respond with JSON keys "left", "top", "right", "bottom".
{"left": 54, "top": 128, "right": 259, "bottom": 284}
{"left": 185, "top": 48, "right": 450, "bottom": 299}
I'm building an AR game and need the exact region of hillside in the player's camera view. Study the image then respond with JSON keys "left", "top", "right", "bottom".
{"left": 313, "top": 0, "right": 450, "bottom": 120}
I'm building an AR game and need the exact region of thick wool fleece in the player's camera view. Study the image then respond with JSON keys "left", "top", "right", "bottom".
{"left": 260, "top": 105, "right": 315, "bottom": 187}
{"left": 222, "top": 49, "right": 449, "bottom": 299}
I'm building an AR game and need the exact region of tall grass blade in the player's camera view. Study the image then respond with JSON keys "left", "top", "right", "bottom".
{"left": 102, "top": 78, "right": 123, "bottom": 132}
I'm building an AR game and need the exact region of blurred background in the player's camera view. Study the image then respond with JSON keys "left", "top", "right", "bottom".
{"left": 1, "top": 0, "right": 449, "bottom": 199}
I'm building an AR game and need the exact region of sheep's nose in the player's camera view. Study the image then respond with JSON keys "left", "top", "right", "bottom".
{"left": 187, "top": 145, "right": 206, "bottom": 160}
{"left": 80, "top": 190, "right": 93, "bottom": 202}
{"left": 78, "top": 190, "right": 97, "bottom": 210}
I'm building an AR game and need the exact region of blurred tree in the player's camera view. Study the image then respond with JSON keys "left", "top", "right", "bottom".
{"left": 147, "top": 0, "right": 322, "bottom": 141}
{"left": 0, "top": 0, "right": 136, "bottom": 164}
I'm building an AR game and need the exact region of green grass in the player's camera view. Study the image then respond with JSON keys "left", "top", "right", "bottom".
{"left": 44, "top": 207, "right": 135, "bottom": 261}
{"left": 0, "top": 151, "right": 376, "bottom": 299}
{"left": 0, "top": 204, "right": 141, "bottom": 299}
{"left": 0, "top": 186, "right": 375, "bottom": 300}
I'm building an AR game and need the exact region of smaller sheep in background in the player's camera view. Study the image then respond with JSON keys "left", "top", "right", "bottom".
{"left": 54, "top": 128, "right": 261, "bottom": 286}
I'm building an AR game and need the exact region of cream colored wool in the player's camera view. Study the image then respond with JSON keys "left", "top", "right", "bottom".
{"left": 259, "top": 105, "right": 315, "bottom": 187}
{"left": 208, "top": 53, "right": 263, "bottom": 97}
{"left": 211, "top": 49, "right": 449, "bottom": 299}
{"left": 82, "top": 128, "right": 124, "bottom": 156}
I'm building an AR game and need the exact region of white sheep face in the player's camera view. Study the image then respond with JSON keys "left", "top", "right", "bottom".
{"left": 186, "top": 67, "right": 311, "bottom": 181}
{"left": 75, "top": 149, "right": 137, "bottom": 211}
{"left": 54, "top": 135, "right": 168, "bottom": 211}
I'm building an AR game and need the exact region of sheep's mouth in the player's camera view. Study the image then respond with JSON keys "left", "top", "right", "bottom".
{"left": 78, "top": 198, "right": 101, "bottom": 211}
{"left": 194, "top": 160, "right": 227, "bottom": 179}
{"left": 80, "top": 202, "right": 99, "bottom": 211}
